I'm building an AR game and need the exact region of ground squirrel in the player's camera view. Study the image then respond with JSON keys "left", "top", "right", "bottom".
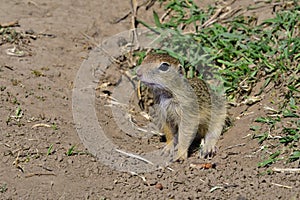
{"left": 136, "top": 53, "right": 226, "bottom": 161}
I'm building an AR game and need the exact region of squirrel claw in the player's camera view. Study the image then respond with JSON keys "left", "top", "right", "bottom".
{"left": 173, "top": 154, "right": 187, "bottom": 163}
{"left": 161, "top": 141, "right": 186, "bottom": 162}
{"left": 160, "top": 143, "right": 175, "bottom": 163}
{"left": 199, "top": 144, "right": 218, "bottom": 159}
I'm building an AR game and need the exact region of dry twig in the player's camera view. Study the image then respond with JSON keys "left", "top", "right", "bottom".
{"left": 31, "top": 123, "right": 52, "bottom": 128}
{"left": 0, "top": 20, "right": 19, "bottom": 28}
{"left": 270, "top": 182, "right": 293, "bottom": 189}
{"left": 272, "top": 167, "right": 300, "bottom": 173}
{"left": 112, "top": 0, "right": 156, "bottom": 24}
{"left": 130, "top": 171, "right": 150, "bottom": 186}
{"left": 25, "top": 172, "right": 57, "bottom": 178}
{"left": 224, "top": 143, "right": 246, "bottom": 150}
{"left": 115, "top": 148, "right": 154, "bottom": 165}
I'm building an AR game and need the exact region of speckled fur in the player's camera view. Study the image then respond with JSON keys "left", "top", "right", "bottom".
{"left": 137, "top": 53, "right": 226, "bottom": 160}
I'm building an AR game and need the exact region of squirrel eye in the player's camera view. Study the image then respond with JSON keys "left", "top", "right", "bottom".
{"left": 158, "top": 62, "right": 170, "bottom": 71}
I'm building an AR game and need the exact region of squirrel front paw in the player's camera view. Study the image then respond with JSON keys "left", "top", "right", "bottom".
{"left": 199, "top": 140, "right": 218, "bottom": 159}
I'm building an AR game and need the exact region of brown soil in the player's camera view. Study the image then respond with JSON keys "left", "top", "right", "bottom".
{"left": 0, "top": 1, "right": 299, "bottom": 199}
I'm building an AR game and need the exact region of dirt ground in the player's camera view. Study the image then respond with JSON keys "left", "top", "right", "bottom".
{"left": 0, "top": 0, "right": 299, "bottom": 199}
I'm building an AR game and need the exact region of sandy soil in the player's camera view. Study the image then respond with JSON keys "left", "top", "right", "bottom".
{"left": 0, "top": 0, "right": 299, "bottom": 199}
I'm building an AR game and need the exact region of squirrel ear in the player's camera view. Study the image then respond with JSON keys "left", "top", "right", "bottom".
{"left": 178, "top": 65, "right": 185, "bottom": 76}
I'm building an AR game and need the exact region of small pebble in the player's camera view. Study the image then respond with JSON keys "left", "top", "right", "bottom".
{"left": 67, "top": 159, "right": 73, "bottom": 165}
{"left": 84, "top": 168, "right": 90, "bottom": 178}
{"left": 155, "top": 183, "right": 163, "bottom": 190}
{"left": 56, "top": 154, "right": 63, "bottom": 162}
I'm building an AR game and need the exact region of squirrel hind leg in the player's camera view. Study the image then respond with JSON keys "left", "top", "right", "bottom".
{"left": 161, "top": 141, "right": 187, "bottom": 163}
{"left": 160, "top": 123, "right": 178, "bottom": 160}
{"left": 160, "top": 139, "right": 175, "bottom": 157}
{"left": 174, "top": 147, "right": 188, "bottom": 162}
{"left": 161, "top": 137, "right": 189, "bottom": 162}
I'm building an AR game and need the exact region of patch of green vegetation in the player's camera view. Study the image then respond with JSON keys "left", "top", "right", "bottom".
{"left": 51, "top": 123, "right": 58, "bottom": 131}
{"left": 253, "top": 133, "right": 269, "bottom": 144}
{"left": 288, "top": 150, "right": 300, "bottom": 162}
{"left": 0, "top": 27, "right": 21, "bottom": 44}
{"left": 47, "top": 144, "right": 54, "bottom": 156}
{"left": 0, "top": 183, "right": 7, "bottom": 193}
{"left": 66, "top": 145, "right": 76, "bottom": 156}
{"left": 6, "top": 106, "right": 24, "bottom": 126}
{"left": 249, "top": 125, "right": 261, "bottom": 132}
{"left": 258, "top": 150, "right": 282, "bottom": 168}
{"left": 0, "top": 86, "right": 6, "bottom": 91}
{"left": 139, "top": 0, "right": 300, "bottom": 167}
{"left": 65, "top": 145, "right": 90, "bottom": 156}
{"left": 133, "top": 51, "right": 147, "bottom": 66}
{"left": 31, "top": 70, "right": 45, "bottom": 77}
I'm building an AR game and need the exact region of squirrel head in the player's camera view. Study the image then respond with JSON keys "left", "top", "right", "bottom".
{"left": 136, "top": 53, "right": 186, "bottom": 90}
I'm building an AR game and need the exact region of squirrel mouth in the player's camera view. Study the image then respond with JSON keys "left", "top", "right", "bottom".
{"left": 138, "top": 78, "right": 153, "bottom": 86}
{"left": 140, "top": 80, "right": 173, "bottom": 99}
{"left": 141, "top": 81, "right": 171, "bottom": 92}
{"left": 143, "top": 82, "right": 156, "bottom": 86}
{"left": 140, "top": 80, "right": 160, "bottom": 88}
{"left": 139, "top": 77, "right": 167, "bottom": 90}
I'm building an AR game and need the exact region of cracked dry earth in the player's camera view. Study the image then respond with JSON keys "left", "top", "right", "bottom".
{"left": 0, "top": 0, "right": 299, "bottom": 199}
